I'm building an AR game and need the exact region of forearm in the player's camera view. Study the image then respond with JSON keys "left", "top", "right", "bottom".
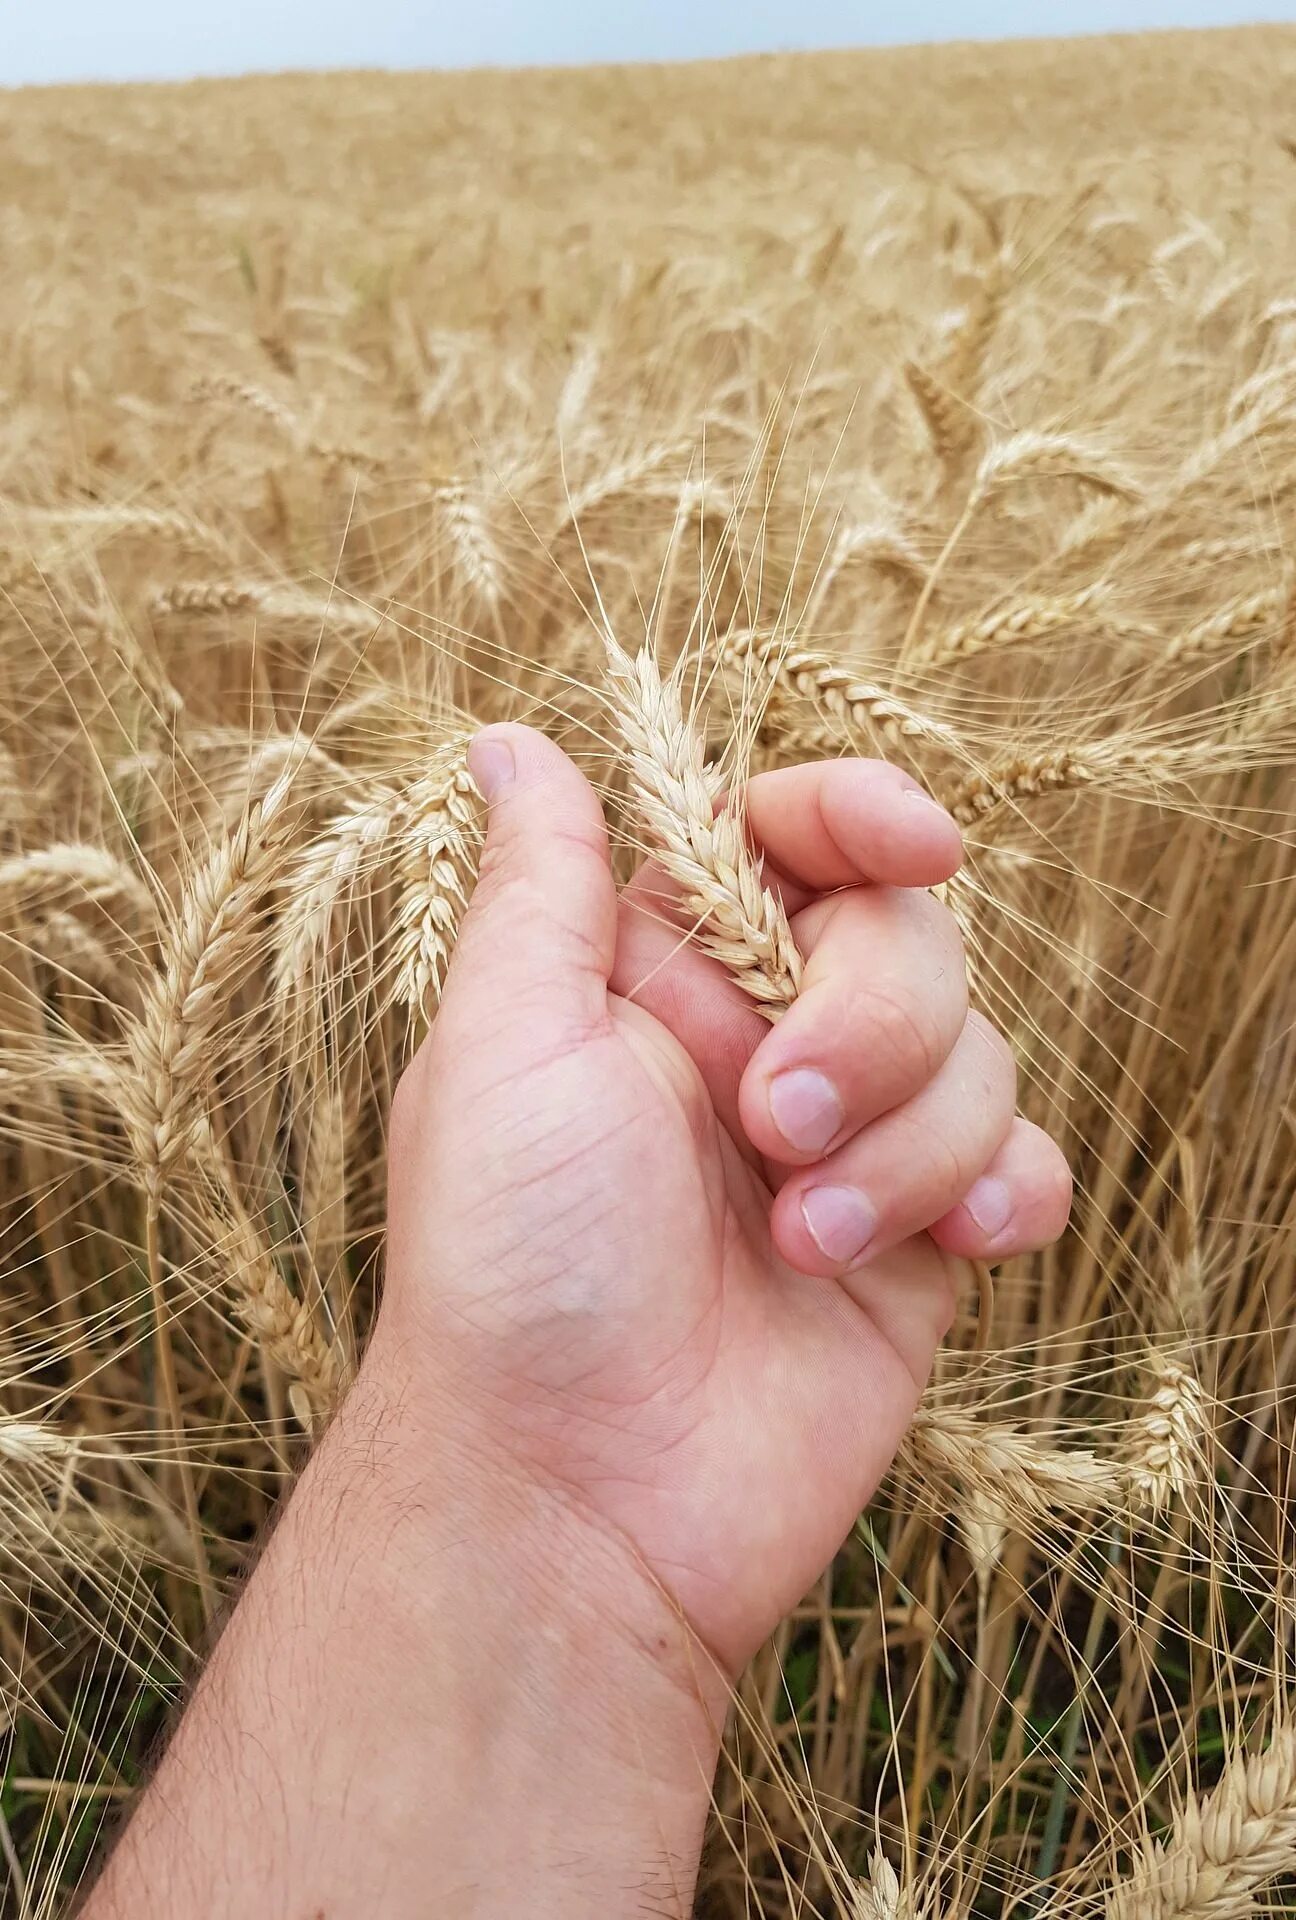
{"left": 86, "top": 1362, "right": 725, "bottom": 1919}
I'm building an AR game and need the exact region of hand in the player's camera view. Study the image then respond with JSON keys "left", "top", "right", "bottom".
{"left": 376, "top": 724, "right": 1071, "bottom": 1677}
{"left": 86, "top": 726, "right": 1071, "bottom": 1920}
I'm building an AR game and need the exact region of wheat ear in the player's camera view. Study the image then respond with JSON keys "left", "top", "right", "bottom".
{"left": 390, "top": 745, "right": 482, "bottom": 1017}
{"left": 723, "top": 629, "right": 962, "bottom": 759}
{"left": 1106, "top": 1721, "right": 1296, "bottom": 1920}
{"left": 904, "top": 1406, "right": 1126, "bottom": 1524}
{"left": 126, "top": 774, "right": 295, "bottom": 1187}
{"left": 1166, "top": 579, "right": 1292, "bottom": 664}
{"left": 192, "top": 1141, "right": 345, "bottom": 1433}
{"left": 273, "top": 781, "right": 414, "bottom": 997}
{"left": 602, "top": 638, "right": 802, "bottom": 1014}
{"left": 923, "top": 584, "right": 1109, "bottom": 665}
{"left": 1125, "top": 1352, "right": 1208, "bottom": 1518}
{"left": 0, "top": 845, "right": 153, "bottom": 923}
{"left": 905, "top": 359, "right": 970, "bottom": 466}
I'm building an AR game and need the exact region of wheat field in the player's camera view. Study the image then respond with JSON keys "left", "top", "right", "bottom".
{"left": 4, "top": 22, "right": 1296, "bottom": 1913}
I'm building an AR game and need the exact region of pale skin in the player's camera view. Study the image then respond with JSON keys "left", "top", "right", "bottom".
{"left": 85, "top": 726, "right": 1070, "bottom": 1918}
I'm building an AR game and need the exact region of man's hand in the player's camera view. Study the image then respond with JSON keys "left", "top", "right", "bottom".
{"left": 377, "top": 724, "right": 1070, "bottom": 1673}
{"left": 86, "top": 727, "right": 1069, "bottom": 1920}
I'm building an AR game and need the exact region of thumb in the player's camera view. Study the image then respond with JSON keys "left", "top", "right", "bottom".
{"left": 448, "top": 723, "right": 618, "bottom": 1022}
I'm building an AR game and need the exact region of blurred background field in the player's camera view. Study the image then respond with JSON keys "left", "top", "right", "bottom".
{"left": 3, "top": 23, "right": 1296, "bottom": 1915}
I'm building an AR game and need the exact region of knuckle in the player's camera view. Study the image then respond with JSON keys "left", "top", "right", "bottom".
{"left": 912, "top": 884, "right": 967, "bottom": 967}
{"left": 890, "top": 1106, "right": 967, "bottom": 1212}
{"left": 964, "top": 1010, "right": 1018, "bottom": 1108}
{"left": 387, "top": 1055, "right": 424, "bottom": 1149}
{"left": 1046, "top": 1149, "right": 1074, "bottom": 1223}
{"left": 868, "top": 981, "right": 947, "bottom": 1088}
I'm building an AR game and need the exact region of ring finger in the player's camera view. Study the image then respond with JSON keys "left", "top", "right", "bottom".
{"left": 770, "top": 1011, "right": 1017, "bottom": 1279}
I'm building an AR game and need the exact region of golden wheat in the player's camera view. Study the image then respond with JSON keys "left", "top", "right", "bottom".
{"left": 5, "top": 25, "right": 1296, "bottom": 1918}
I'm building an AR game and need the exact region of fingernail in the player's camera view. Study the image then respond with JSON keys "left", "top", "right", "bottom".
{"left": 902, "top": 784, "right": 953, "bottom": 821}
{"left": 467, "top": 732, "right": 515, "bottom": 802}
{"left": 800, "top": 1185, "right": 877, "bottom": 1267}
{"left": 963, "top": 1174, "right": 1013, "bottom": 1240}
{"left": 768, "top": 1068, "right": 844, "bottom": 1154}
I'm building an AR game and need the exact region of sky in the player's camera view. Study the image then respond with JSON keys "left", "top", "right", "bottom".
{"left": 5, "top": 0, "right": 1291, "bottom": 87}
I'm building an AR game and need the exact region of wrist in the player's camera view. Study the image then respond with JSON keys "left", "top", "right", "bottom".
{"left": 94, "top": 1351, "right": 725, "bottom": 1920}
{"left": 349, "top": 1330, "right": 731, "bottom": 1747}
{"left": 307, "top": 1354, "right": 727, "bottom": 1914}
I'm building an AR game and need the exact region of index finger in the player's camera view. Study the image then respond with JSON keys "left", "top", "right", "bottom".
{"left": 739, "top": 758, "right": 963, "bottom": 904}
